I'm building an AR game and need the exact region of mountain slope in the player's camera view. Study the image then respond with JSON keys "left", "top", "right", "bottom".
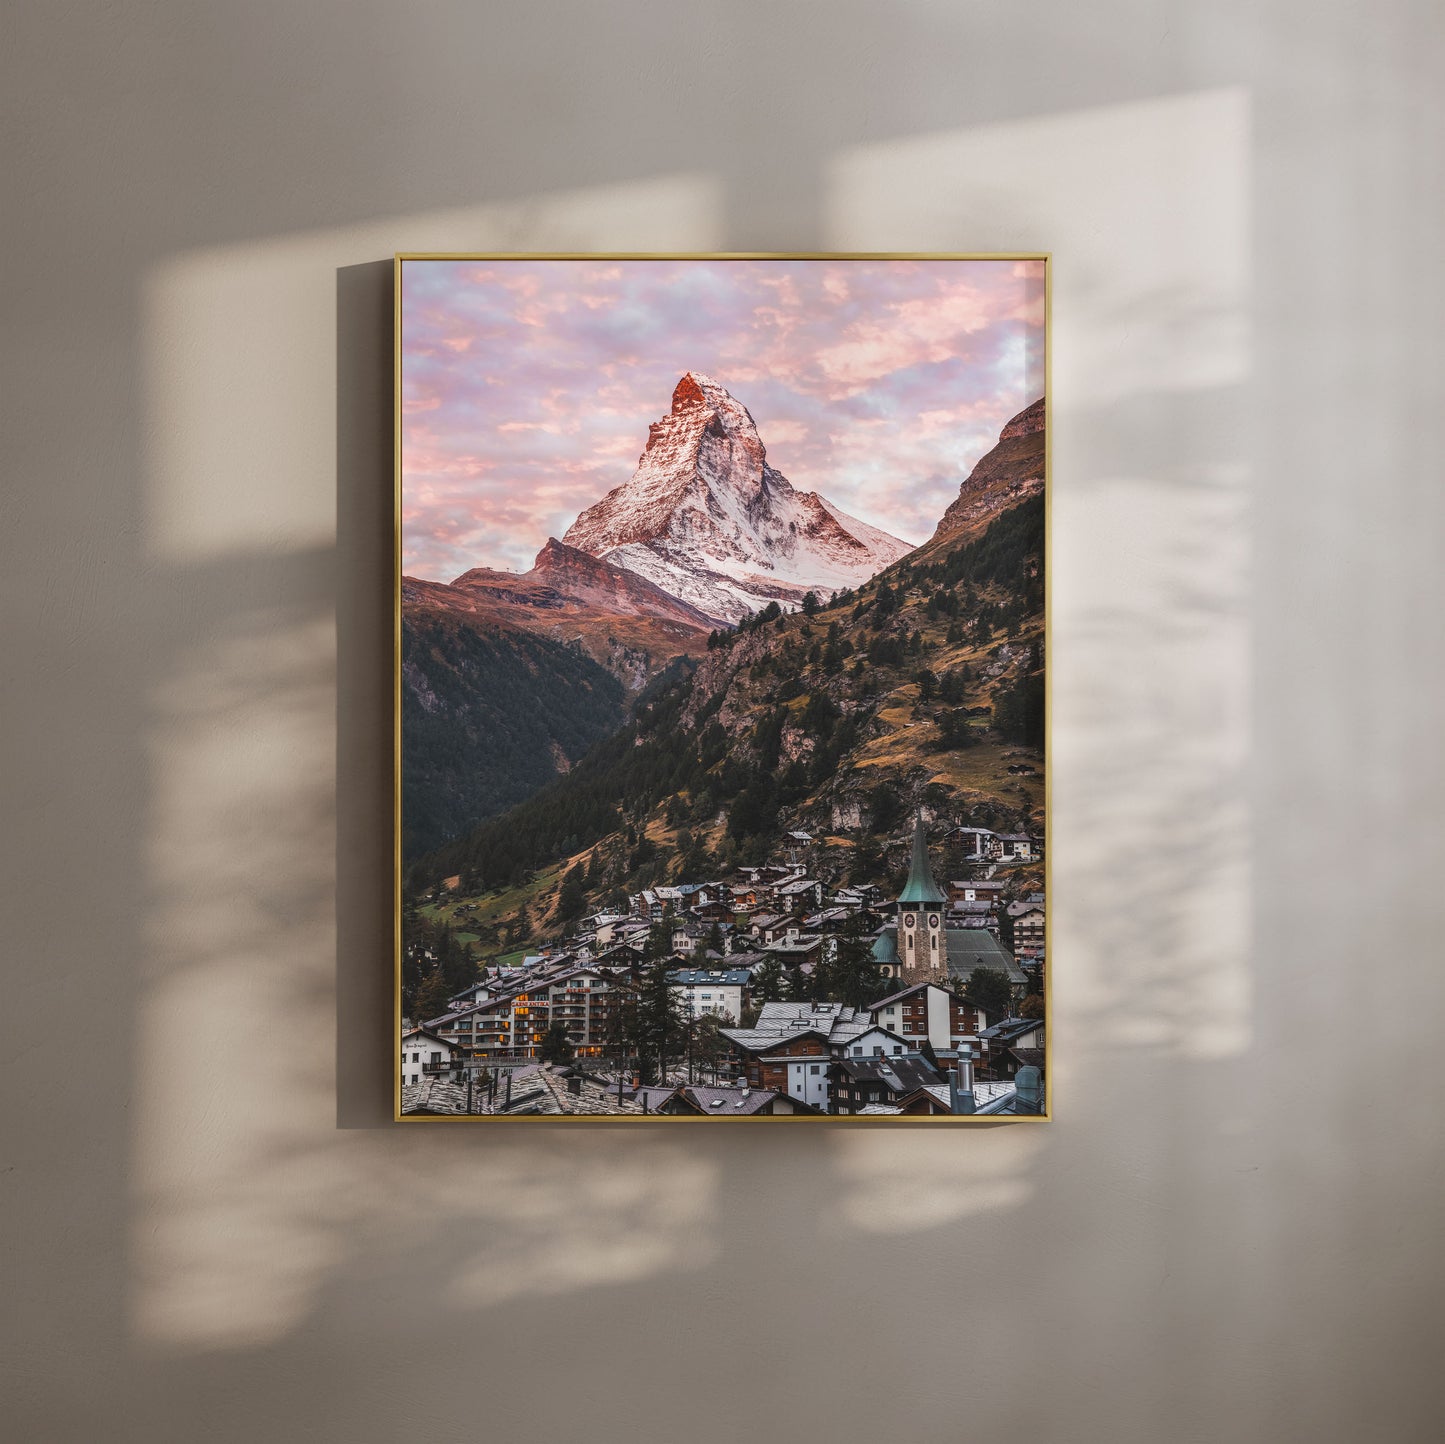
{"left": 563, "top": 372, "right": 912, "bottom": 623}
{"left": 414, "top": 489, "right": 1044, "bottom": 928}
{"left": 403, "top": 537, "right": 714, "bottom": 690}
{"left": 400, "top": 611, "right": 630, "bottom": 861}
{"left": 922, "top": 396, "right": 1045, "bottom": 556}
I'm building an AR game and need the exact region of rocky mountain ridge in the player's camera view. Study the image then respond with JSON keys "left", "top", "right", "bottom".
{"left": 403, "top": 537, "right": 715, "bottom": 686}
{"left": 563, "top": 372, "right": 912, "bottom": 623}
{"left": 925, "top": 396, "right": 1046, "bottom": 552}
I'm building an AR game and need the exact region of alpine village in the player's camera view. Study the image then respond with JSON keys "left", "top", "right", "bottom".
{"left": 401, "top": 374, "right": 1046, "bottom": 1119}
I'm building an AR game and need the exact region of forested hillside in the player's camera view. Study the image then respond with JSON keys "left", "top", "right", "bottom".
{"left": 410, "top": 491, "right": 1045, "bottom": 941}
{"left": 401, "top": 612, "right": 629, "bottom": 860}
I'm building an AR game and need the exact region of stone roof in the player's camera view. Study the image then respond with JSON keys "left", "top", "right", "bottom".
{"left": 666, "top": 968, "right": 754, "bottom": 986}
{"left": 404, "top": 1064, "right": 648, "bottom": 1117}
{"left": 834, "top": 1055, "right": 945, "bottom": 1096}
{"left": 680, "top": 1085, "right": 779, "bottom": 1115}
{"left": 944, "top": 928, "right": 1027, "bottom": 986}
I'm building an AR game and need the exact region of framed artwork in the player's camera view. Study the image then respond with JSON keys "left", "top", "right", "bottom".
{"left": 395, "top": 253, "right": 1048, "bottom": 1121}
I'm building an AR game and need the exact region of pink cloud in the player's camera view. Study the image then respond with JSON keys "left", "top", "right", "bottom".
{"left": 400, "top": 257, "right": 1044, "bottom": 576}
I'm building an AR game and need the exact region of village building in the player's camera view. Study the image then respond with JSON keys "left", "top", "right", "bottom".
{"left": 949, "top": 878, "right": 1006, "bottom": 906}
{"left": 1006, "top": 898, "right": 1046, "bottom": 959}
{"left": 831, "top": 1055, "right": 947, "bottom": 1115}
{"left": 948, "top": 824, "right": 998, "bottom": 860}
{"left": 428, "top": 967, "right": 637, "bottom": 1063}
{"left": 400, "top": 1026, "right": 466, "bottom": 1087}
{"left": 868, "top": 817, "right": 1030, "bottom": 1002}
{"left": 978, "top": 1018, "right": 1046, "bottom": 1079}
{"left": 667, "top": 966, "right": 753, "bottom": 1020}
{"left": 868, "top": 981, "right": 985, "bottom": 1054}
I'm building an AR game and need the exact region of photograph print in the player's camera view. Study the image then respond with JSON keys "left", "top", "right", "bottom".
{"left": 397, "top": 254, "right": 1047, "bottom": 1120}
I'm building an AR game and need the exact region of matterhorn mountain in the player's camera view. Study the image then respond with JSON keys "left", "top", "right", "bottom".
{"left": 562, "top": 373, "right": 912, "bottom": 624}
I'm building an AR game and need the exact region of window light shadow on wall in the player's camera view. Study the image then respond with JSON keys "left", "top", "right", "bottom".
{"left": 130, "top": 88, "right": 1251, "bottom": 1357}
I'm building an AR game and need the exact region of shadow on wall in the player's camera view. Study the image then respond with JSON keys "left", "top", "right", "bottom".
{"left": 120, "top": 88, "right": 1269, "bottom": 1442}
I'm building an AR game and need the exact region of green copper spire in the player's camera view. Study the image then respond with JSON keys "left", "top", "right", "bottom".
{"left": 897, "top": 813, "right": 947, "bottom": 906}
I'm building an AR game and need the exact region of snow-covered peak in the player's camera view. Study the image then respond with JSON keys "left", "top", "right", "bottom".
{"left": 563, "top": 374, "right": 911, "bottom": 624}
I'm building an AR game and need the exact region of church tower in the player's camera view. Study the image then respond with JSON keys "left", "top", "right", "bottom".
{"left": 897, "top": 813, "right": 947, "bottom": 978}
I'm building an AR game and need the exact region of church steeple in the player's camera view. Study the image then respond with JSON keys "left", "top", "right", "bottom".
{"left": 898, "top": 813, "right": 947, "bottom": 906}
{"left": 896, "top": 813, "right": 947, "bottom": 978}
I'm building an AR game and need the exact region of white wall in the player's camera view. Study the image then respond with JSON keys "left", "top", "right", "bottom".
{"left": 2, "top": 3, "right": 1442, "bottom": 1441}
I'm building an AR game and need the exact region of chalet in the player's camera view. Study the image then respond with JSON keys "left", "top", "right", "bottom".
{"left": 978, "top": 1018, "right": 1046, "bottom": 1079}
{"left": 948, "top": 825, "right": 997, "bottom": 860}
{"left": 835, "top": 1025, "right": 912, "bottom": 1060}
{"left": 670, "top": 921, "right": 710, "bottom": 955}
{"left": 586, "top": 912, "right": 630, "bottom": 945}
{"left": 722, "top": 1027, "right": 834, "bottom": 1110}
{"left": 949, "top": 878, "right": 1006, "bottom": 906}
{"left": 762, "top": 929, "right": 824, "bottom": 968}
{"left": 830, "top": 1055, "right": 947, "bottom": 1115}
{"left": 730, "top": 885, "right": 760, "bottom": 914}
{"left": 803, "top": 905, "right": 855, "bottom": 933}
{"left": 892, "top": 1084, "right": 955, "bottom": 1115}
{"left": 400, "top": 1027, "right": 465, "bottom": 1087}
{"left": 776, "top": 876, "right": 823, "bottom": 910}
{"left": 446, "top": 979, "right": 495, "bottom": 1012}
{"left": 869, "top": 982, "right": 984, "bottom": 1054}
{"left": 948, "top": 900, "right": 995, "bottom": 920}
{"left": 1006, "top": 900, "right": 1046, "bottom": 958}
{"left": 632, "top": 1085, "right": 683, "bottom": 1114}
{"left": 667, "top": 966, "right": 753, "bottom": 1020}
{"left": 747, "top": 911, "right": 787, "bottom": 940}
{"left": 720, "top": 1001, "right": 883, "bottom": 1109}
{"left": 993, "top": 832, "right": 1037, "bottom": 861}
{"left": 691, "top": 898, "right": 735, "bottom": 925}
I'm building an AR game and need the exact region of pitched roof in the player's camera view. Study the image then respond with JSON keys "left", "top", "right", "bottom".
{"left": 944, "top": 928, "right": 1027, "bottom": 985}
{"left": 870, "top": 980, "right": 953, "bottom": 1009}
{"left": 680, "top": 1085, "right": 779, "bottom": 1115}
{"left": 898, "top": 814, "right": 948, "bottom": 905}
{"left": 666, "top": 968, "right": 754, "bottom": 985}
{"left": 834, "top": 1055, "right": 945, "bottom": 1095}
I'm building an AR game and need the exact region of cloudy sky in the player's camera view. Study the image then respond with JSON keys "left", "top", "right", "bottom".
{"left": 401, "top": 257, "right": 1045, "bottom": 581}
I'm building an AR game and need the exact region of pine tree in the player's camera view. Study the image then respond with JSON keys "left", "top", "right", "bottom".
{"left": 541, "top": 1021, "right": 575, "bottom": 1063}
{"left": 636, "top": 959, "right": 688, "bottom": 1084}
{"left": 556, "top": 864, "right": 587, "bottom": 923}
{"left": 964, "top": 966, "right": 1013, "bottom": 1023}
{"left": 815, "top": 933, "right": 889, "bottom": 1009}
{"left": 749, "top": 953, "right": 785, "bottom": 1003}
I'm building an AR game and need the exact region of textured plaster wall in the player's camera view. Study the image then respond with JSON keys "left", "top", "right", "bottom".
{"left": 2, "top": 3, "right": 1442, "bottom": 1440}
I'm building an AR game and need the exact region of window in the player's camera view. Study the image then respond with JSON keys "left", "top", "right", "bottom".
{"left": 430, "top": 1051, "right": 442, "bottom": 1065}
{"left": 809, "top": 1065, "right": 819, "bottom": 1075}
{"left": 893, "top": 1046, "right": 903, "bottom": 1055}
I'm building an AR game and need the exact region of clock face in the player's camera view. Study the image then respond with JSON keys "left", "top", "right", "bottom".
{"left": 903, "top": 913, "right": 916, "bottom": 928}
{"left": 928, "top": 914, "right": 940, "bottom": 928}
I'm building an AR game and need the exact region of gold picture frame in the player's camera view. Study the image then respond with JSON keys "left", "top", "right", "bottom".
{"left": 394, "top": 253, "right": 1050, "bottom": 1122}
